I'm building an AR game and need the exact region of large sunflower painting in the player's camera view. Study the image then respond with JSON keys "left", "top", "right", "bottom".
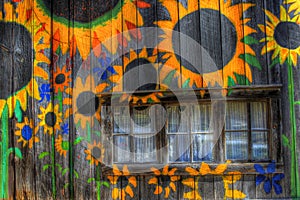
{"left": 73, "top": 75, "right": 107, "bottom": 129}
{"left": 0, "top": 2, "right": 49, "bottom": 118}
{"left": 259, "top": 6, "right": 300, "bottom": 66}
{"left": 33, "top": 0, "right": 144, "bottom": 59}
{"left": 156, "top": 0, "right": 255, "bottom": 89}
{"left": 112, "top": 48, "right": 166, "bottom": 103}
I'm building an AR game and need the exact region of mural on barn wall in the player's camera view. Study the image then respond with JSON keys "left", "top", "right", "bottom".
{"left": 0, "top": 0, "right": 299, "bottom": 199}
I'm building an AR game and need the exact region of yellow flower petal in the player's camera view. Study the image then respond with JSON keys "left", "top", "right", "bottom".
{"left": 148, "top": 177, "right": 158, "bottom": 185}
{"left": 112, "top": 188, "right": 119, "bottom": 199}
{"left": 154, "top": 185, "right": 163, "bottom": 195}
{"left": 125, "top": 185, "right": 134, "bottom": 197}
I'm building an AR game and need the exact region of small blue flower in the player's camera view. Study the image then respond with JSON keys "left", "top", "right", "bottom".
{"left": 61, "top": 123, "right": 69, "bottom": 135}
{"left": 93, "top": 54, "right": 116, "bottom": 81}
{"left": 254, "top": 162, "right": 284, "bottom": 195}
{"left": 39, "top": 83, "right": 52, "bottom": 103}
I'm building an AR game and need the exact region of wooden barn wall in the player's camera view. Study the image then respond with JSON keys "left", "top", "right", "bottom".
{"left": 0, "top": 0, "right": 299, "bottom": 199}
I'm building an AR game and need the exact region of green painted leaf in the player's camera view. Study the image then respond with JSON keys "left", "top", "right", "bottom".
{"left": 147, "top": 98, "right": 155, "bottom": 103}
{"left": 101, "top": 181, "right": 110, "bottom": 188}
{"left": 55, "top": 164, "right": 63, "bottom": 172}
{"left": 39, "top": 152, "right": 50, "bottom": 159}
{"left": 227, "top": 76, "right": 236, "bottom": 87}
{"left": 74, "top": 170, "right": 79, "bottom": 179}
{"left": 94, "top": 131, "right": 101, "bottom": 137}
{"left": 7, "top": 147, "right": 23, "bottom": 159}
{"left": 43, "top": 164, "right": 51, "bottom": 171}
{"left": 239, "top": 53, "right": 262, "bottom": 70}
{"left": 294, "top": 101, "right": 300, "bottom": 105}
{"left": 88, "top": 178, "right": 95, "bottom": 183}
{"left": 228, "top": 89, "right": 233, "bottom": 96}
{"left": 182, "top": 78, "right": 191, "bottom": 88}
{"left": 15, "top": 100, "right": 23, "bottom": 122}
{"left": 269, "top": 57, "right": 280, "bottom": 69}
{"left": 62, "top": 168, "right": 69, "bottom": 176}
{"left": 64, "top": 183, "right": 70, "bottom": 189}
{"left": 73, "top": 137, "right": 83, "bottom": 145}
{"left": 241, "top": 35, "right": 259, "bottom": 45}
{"left": 163, "top": 70, "right": 176, "bottom": 86}
{"left": 234, "top": 73, "right": 251, "bottom": 86}
{"left": 282, "top": 135, "right": 290, "bottom": 148}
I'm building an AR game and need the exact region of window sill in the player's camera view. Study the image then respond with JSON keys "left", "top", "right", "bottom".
{"left": 102, "top": 162, "right": 284, "bottom": 176}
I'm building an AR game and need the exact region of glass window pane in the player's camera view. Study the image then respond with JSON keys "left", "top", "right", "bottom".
{"left": 132, "top": 106, "right": 155, "bottom": 133}
{"left": 192, "top": 104, "right": 211, "bottom": 133}
{"left": 225, "top": 132, "right": 248, "bottom": 160}
{"left": 134, "top": 136, "right": 157, "bottom": 162}
{"left": 113, "top": 136, "right": 130, "bottom": 162}
{"left": 193, "top": 134, "right": 213, "bottom": 161}
{"left": 226, "top": 102, "right": 247, "bottom": 130}
{"left": 113, "top": 107, "right": 130, "bottom": 133}
{"left": 167, "top": 105, "right": 188, "bottom": 133}
{"left": 251, "top": 102, "right": 267, "bottom": 130}
{"left": 168, "top": 134, "right": 190, "bottom": 162}
{"left": 252, "top": 131, "right": 268, "bottom": 160}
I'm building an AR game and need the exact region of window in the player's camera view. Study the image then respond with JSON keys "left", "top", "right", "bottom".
{"left": 105, "top": 99, "right": 273, "bottom": 164}
{"left": 112, "top": 105, "right": 161, "bottom": 163}
{"left": 225, "top": 101, "right": 269, "bottom": 161}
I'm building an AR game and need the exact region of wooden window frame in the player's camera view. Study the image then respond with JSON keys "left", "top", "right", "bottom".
{"left": 99, "top": 86, "right": 283, "bottom": 173}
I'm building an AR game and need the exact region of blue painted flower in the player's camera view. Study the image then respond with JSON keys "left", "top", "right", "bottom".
{"left": 93, "top": 53, "right": 116, "bottom": 81}
{"left": 39, "top": 83, "right": 52, "bottom": 103}
{"left": 61, "top": 123, "right": 69, "bottom": 135}
{"left": 254, "top": 162, "right": 284, "bottom": 195}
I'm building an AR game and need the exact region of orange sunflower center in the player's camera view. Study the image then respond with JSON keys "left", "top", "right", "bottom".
{"left": 92, "top": 146, "right": 102, "bottom": 158}
{"left": 45, "top": 112, "right": 57, "bottom": 127}
{"left": 76, "top": 91, "right": 99, "bottom": 116}
{"left": 40, "top": 0, "right": 120, "bottom": 23}
{"left": 173, "top": 9, "right": 237, "bottom": 73}
{"left": 55, "top": 73, "right": 66, "bottom": 84}
{"left": 274, "top": 22, "right": 300, "bottom": 49}
{"left": 0, "top": 22, "right": 32, "bottom": 99}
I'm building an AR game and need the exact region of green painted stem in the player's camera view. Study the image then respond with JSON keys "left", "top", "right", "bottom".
{"left": 0, "top": 105, "right": 9, "bottom": 198}
{"left": 287, "top": 62, "right": 300, "bottom": 197}
{"left": 96, "top": 166, "right": 101, "bottom": 200}
{"left": 51, "top": 136, "right": 56, "bottom": 198}
{"left": 69, "top": 141, "right": 74, "bottom": 198}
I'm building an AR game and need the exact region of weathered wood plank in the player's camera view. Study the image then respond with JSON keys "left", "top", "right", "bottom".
{"left": 243, "top": 0, "right": 268, "bottom": 85}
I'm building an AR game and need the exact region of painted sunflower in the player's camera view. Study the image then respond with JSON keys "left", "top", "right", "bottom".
{"left": 73, "top": 75, "right": 107, "bottom": 129}
{"left": 259, "top": 6, "right": 300, "bottom": 66}
{"left": 33, "top": 0, "right": 144, "bottom": 59}
{"left": 185, "top": 161, "right": 230, "bottom": 176}
{"left": 148, "top": 165, "right": 180, "bottom": 198}
{"left": 0, "top": 2, "right": 49, "bottom": 118}
{"left": 53, "top": 65, "right": 71, "bottom": 93}
{"left": 285, "top": 0, "right": 300, "bottom": 14}
{"left": 84, "top": 140, "right": 105, "bottom": 166}
{"left": 182, "top": 177, "right": 201, "bottom": 200}
{"left": 38, "top": 103, "right": 62, "bottom": 135}
{"left": 155, "top": 0, "right": 255, "bottom": 88}
{"left": 112, "top": 48, "right": 165, "bottom": 103}
{"left": 55, "top": 135, "right": 69, "bottom": 157}
{"left": 15, "top": 117, "right": 39, "bottom": 148}
{"left": 107, "top": 165, "right": 137, "bottom": 200}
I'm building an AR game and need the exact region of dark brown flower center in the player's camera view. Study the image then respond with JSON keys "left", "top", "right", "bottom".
{"left": 45, "top": 112, "right": 57, "bottom": 127}
{"left": 173, "top": 9, "right": 237, "bottom": 74}
{"left": 39, "top": 0, "right": 120, "bottom": 23}
{"left": 55, "top": 73, "right": 66, "bottom": 84}
{"left": 0, "top": 22, "right": 32, "bottom": 99}
{"left": 274, "top": 22, "right": 300, "bottom": 50}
